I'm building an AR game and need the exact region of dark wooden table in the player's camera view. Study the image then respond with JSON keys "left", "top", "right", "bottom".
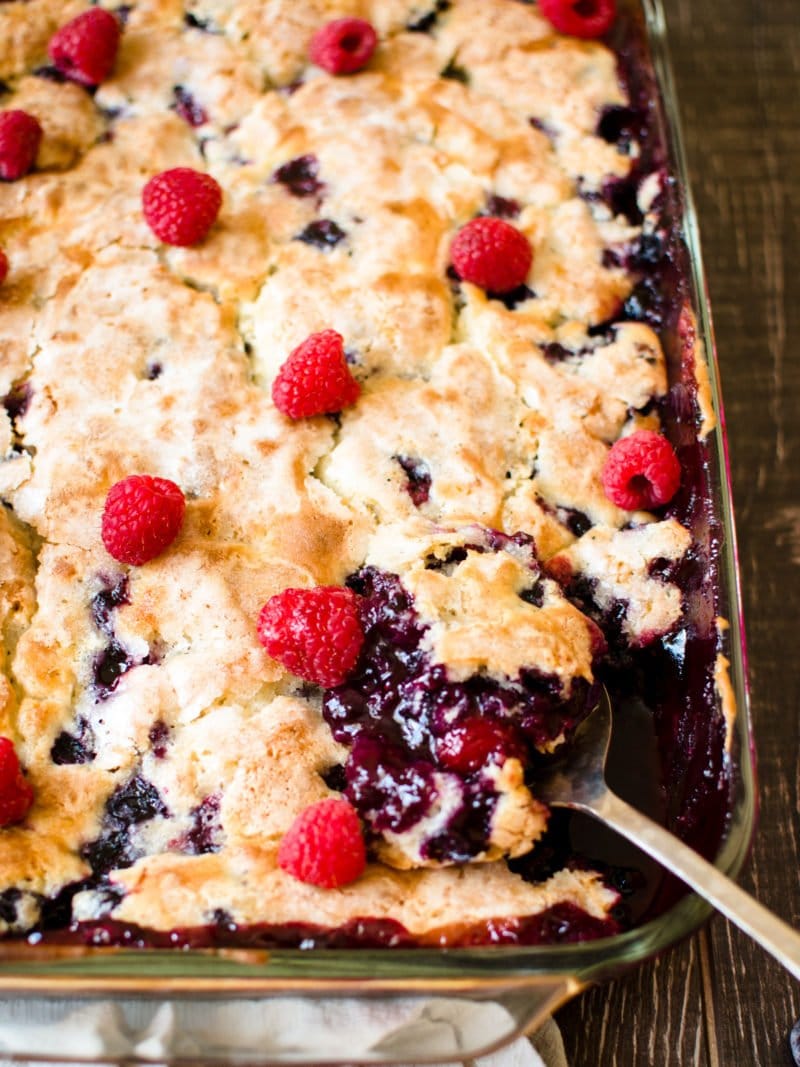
{"left": 556, "top": 1, "right": 800, "bottom": 1062}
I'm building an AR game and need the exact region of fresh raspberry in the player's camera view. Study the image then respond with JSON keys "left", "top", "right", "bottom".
{"left": 48, "top": 8, "right": 121, "bottom": 87}
{"left": 436, "top": 718, "right": 526, "bottom": 775}
{"left": 309, "top": 18, "right": 377, "bottom": 75}
{"left": 272, "top": 329, "right": 360, "bottom": 419}
{"left": 278, "top": 797, "right": 366, "bottom": 889}
{"left": 0, "top": 110, "right": 42, "bottom": 182}
{"left": 101, "top": 475, "right": 186, "bottom": 566}
{"left": 142, "top": 167, "right": 222, "bottom": 246}
{"left": 0, "top": 738, "right": 33, "bottom": 827}
{"left": 257, "top": 586, "right": 364, "bottom": 687}
{"left": 0, "top": 250, "right": 8, "bottom": 286}
{"left": 601, "top": 430, "right": 681, "bottom": 511}
{"left": 450, "top": 217, "right": 533, "bottom": 294}
{"left": 539, "top": 0, "right": 616, "bottom": 39}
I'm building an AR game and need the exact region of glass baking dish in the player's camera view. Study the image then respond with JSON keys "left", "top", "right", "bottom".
{"left": 0, "top": 0, "right": 754, "bottom": 1061}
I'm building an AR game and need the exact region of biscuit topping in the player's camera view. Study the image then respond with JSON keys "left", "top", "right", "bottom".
{"left": 101, "top": 475, "right": 186, "bottom": 566}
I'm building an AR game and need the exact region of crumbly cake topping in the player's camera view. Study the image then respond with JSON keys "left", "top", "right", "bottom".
{"left": 549, "top": 520, "right": 692, "bottom": 645}
{"left": 396, "top": 536, "right": 596, "bottom": 686}
{"left": 0, "top": 0, "right": 696, "bottom": 940}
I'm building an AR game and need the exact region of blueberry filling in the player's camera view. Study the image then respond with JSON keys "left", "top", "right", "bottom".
{"left": 519, "top": 580, "right": 546, "bottom": 608}
{"left": 280, "top": 79, "right": 305, "bottom": 97}
{"left": 0, "top": 888, "right": 21, "bottom": 925}
{"left": 541, "top": 342, "right": 573, "bottom": 364}
{"left": 557, "top": 574, "right": 631, "bottom": 654}
{"left": 2, "top": 380, "right": 31, "bottom": 422}
{"left": 556, "top": 507, "right": 593, "bottom": 538}
{"left": 92, "top": 640, "right": 134, "bottom": 700}
{"left": 480, "top": 528, "right": 538, "bottom": 555}
{"left": 81, "top": 776, "right": 169, "bottom": 876}
{"left": 483, "top": 194, "right": 521, "bottom": 220}
{"left": 596, "top": 105, "right": 645, "bottom": 155}
{"left": 34, "top": 904, "right": 619, "bottom": 949}
{"left": 183, "top": 12, "right": 221, "bottom": 33}
{"left": 172, "top": 85, "right": 208, "bottom": 127}
{"left": 170, "top": 794, "right": 222, "bottom": 855}
{"left": 33, "top": 881, "right": 83, "bottom": 934}
{"left": 321, "top": 763, "right": 347, "bottom": 793}
{"left": 148, "top": 720, "right": 170, "bottom": 759}
{"left": 32, "top": 65, "right": 70, "bottom": 85}
{"left": 648, "top": 545, "right": 704, "bottom": 594}
{"left": 89, "top": 879, "right": 127, "bottom": 917}
{"left": 622, "top": 277, "right": 667, "bottom": 329}
{"left": 602, "top": 176, "right": 643, "bottom": 226}
{"left": 528, "top": 116, "right": 557, "bottom": 141}
{"left": 107, "top": 776, "right": 169, "bottom": 826}
{"left": 453, "top": 902, "right": 620, "bottom": 946}
{"left": 535, "top": 494, "right": 593, "bottom": 539}
{"left": 448, "top": 261, "right": 534, "bottom": 308}
{"left": 440, "top": 58, "right": 469, "bottom": 84}
{"left": 91, "top": 575, "right": 130, "bottom": 636}
{"left": 272, "top": 154, "right": 324, "bottom": 199}
{"left": 345, "top": 737, "right": 438, "bottom": 835}
{"left": 423, "top": 781, "right": 497, "bottom": 863}
{"left": 208, "top": 906, "right": 232, "bottom": 924}
{"left": 648, "top": 556, "right": 674, "bottom": 582}
{"left": 98, "top": 106, "right": 125, "bottom": 125}
{"left": 586, "top": 318, "right": 617, "bottom": 341}
{"left": 630, "top": 230, "right": 667, "bottom": 269}
{"left": 324, "top": 560, "right": 597, "bottom": 861}
{"left": 488, "top": 283, "right": 535, "bottom": 309}
{"left": 605, "top": 231, "right": 669, "bottom": 273}
{"left": 407, "top": 0, "right": 451, "bottom": 33}
{"left": 295, "top": 219, "right": 346, "bottom": 250}
{"left": 523, "top": 902, "right": 620, "bottom": 943}
{"left": 424, "top": 546, "right": 468, "bottom": 572}
{"left": 51, "top": 719, "right": 96, "bottom": 765}
{"left": 89, "top": 576, "right": 149, "bottom": 700}
{"left": 395, "top": 455, "right": 432, "bottom": 506}
{"left": 80, "top": 832, "right": 135, "bottom": 877}
{"left": 33, "top": 61, "right": 98, "bottom": 97}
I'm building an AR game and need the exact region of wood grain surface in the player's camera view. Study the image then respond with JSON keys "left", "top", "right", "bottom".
{"left": 556, "top": 1, "right": 800, "bottom": 1063}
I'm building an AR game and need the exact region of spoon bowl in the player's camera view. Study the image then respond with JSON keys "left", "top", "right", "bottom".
{"left": 535, "top": 688, "right": 800, "bottom": 981}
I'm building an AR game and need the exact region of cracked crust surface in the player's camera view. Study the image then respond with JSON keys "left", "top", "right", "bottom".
{"left": 0, "top": 0, "right": 694, "bottom": 938}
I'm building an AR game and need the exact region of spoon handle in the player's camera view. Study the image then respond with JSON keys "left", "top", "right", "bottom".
{"left": 592, "top": 789, "right": 800, "bottom": 980}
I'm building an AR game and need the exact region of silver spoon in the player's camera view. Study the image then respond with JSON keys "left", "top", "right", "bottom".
{"left": 535, "top": 688, "right": 800, "bottom": 979}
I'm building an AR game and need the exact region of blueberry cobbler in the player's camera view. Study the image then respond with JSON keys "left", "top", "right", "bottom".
{"left": 0, "top": 0, "right": 731, "bottom": 948}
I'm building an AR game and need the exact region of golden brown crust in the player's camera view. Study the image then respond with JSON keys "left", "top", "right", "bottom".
{"left": 0, "top": 0, "right": 696, "bottom": 937}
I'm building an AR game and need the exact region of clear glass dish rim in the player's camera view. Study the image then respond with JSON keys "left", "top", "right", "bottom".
{"left": 0, "top": 0, "right": 755, "bottom": 992}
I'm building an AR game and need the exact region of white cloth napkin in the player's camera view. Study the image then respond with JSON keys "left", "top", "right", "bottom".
{"left": 0, "top": 998, "right": 569, "bottom": 1066}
